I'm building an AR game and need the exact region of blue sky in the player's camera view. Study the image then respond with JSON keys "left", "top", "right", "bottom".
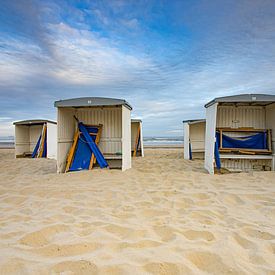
{"left": 1, "top": 0, "right": 275, "bottom": 136}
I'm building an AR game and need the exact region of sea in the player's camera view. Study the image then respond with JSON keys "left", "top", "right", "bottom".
{"left": 0, "top": 136, "right": 184, "bottom": 148}
{"left": 0, "top": 137, "right": 15, "bottom": 148}
{"left": 143, "top": 136, "right": 183, "bottom": 146}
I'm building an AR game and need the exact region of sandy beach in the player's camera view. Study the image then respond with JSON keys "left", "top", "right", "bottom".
{"left": 0, "top": 148, "right": 275, "bottom": 274}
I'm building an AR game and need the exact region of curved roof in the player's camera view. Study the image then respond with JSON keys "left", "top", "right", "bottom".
{"left": 54, "top": 97, "right": 132, "bottom": 110}
{"left": 205, "top": 94, "right": 275, "bottom": 108}
{"left": 13, "top": 119, "right": 56, "bottom": 125}
{"left": 131, "top": 119, "right": 142, "bottom": 123}
{"left": 182, "top": 119, "right": 205, "bottom": 124}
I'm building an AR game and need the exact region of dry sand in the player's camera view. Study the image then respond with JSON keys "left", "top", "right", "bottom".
{"left": 0, "top": 148, "right": 275, "bottom": 274}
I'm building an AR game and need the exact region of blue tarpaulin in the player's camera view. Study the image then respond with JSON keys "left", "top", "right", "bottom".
{"left": 42, "top": 130, "right": 47, "bottom": 157}
{"left": 69, "top": 123, "right": 108, "bottom": 171}
{"left": 216, "top": 132, "right": 268, "bottom": 150}
{"left": 32, "top": 134, "right": 41, "bottom": 158}
{"left": 214, "top": 141, "right": 221, "bottom": 170}
{"left": 69, "top": 134, "right": 94, "bottom": 171}
{"left": 189, "top": 142, "right": 192, "bottom": 160}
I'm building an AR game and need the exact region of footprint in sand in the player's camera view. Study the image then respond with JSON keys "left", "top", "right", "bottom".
{"left": 233, "top": 233, "right": 255, "bottom": 249}
{"left": 35, "top": 242, "right": 101, "bottom": 257}
{"left": 153, "top": 226, "right": 176, "bottom": 242}
{"left": 143, "top": 262, "right": 191, "bottom": 274}
{"left": 104, "top": 224, "right": 146, "bottom": 239}
{"left": 186, "top": 251, "right": 236, "bottom": 274}
{"left": 112, "top": 240, "right": 162, "bottom": 251}
{"left": 51, "top": 260, "right": 98, "bottom": 274}
{"left": 181, "top": 230, "right": 215, "bottom": 242}
{"left": 0, "top": 258, "right": 29, "bottom": 274}
{"left": 243, "top": 228, "right": 275, "bottom": 240}
{"left": 19, "top": 224, "right": 69, "bottom": 247}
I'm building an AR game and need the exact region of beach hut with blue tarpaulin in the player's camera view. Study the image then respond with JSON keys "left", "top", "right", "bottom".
{"left": 204, "top": 94, "right": 275, "bottom": 174}
{"left": 183, "top": 119, "right": 205, "bottom": 160}
{"left": 13, "top": 119, "right": 57, "bottom": 159}
{"left": 55, "top": 97, "right": 132, "bottom": 173}
{"left": 131, "top": 119, "right": 144, "bottom": 157}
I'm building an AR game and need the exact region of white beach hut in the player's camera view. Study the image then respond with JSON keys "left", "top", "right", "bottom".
{"left": 183, "top": 119, "right": 205, "bottom": 160}
{"left": 131, "top": 119, "right": 144, "bottom": 157}
{"left": 13, "top": 119, "right": 57, "bottom": 159}
{"left": 54, "top": 97, "right": 132, "bottom": 173}
{"left": 204, "top": 94, "right": 275, "bottom": 174}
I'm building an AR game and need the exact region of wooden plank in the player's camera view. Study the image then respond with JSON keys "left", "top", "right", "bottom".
{"left": 219, "top": 148, "right": 272, "bottom": 154}
{"left": 94, "top": 125, "right": 102, "bottom": 165}
{"left": 133, "top": 125, "right": 140, "bottom": 157}
{"left": 38, "top": 124, "right": 47, "bottom": 158}
{"left": 239, "top": 150, "right": 256, "bottom": 155}
{"left": 65, "top": 130, "right": 79, "bottom": 172}
{"left": 89, "top": 124, "right": 103, "bottom": 169}
{"left": 217, "top": 127, "right": 267, "bottom": 132}
{"left": 220, "top": 154, "right": 273, "bottom": 160}
{"left": 219, "top": 129, "right": 223, "bottom": 150}
{"left": 268, "top": 129, "right": 272, "bottom": 152}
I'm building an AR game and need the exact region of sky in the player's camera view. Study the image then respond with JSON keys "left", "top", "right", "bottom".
{"left": 1, "top": 0, "right": 275, "bottom": 137}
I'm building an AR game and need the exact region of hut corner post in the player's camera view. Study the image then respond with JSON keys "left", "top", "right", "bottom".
{"left": 183, "top": 122, "right": 190, "bottom": 160}
{"left": 204, "top": 103, "right": 218, "bottom": 174}
{"left": 122, "top": 106, "right": 131, "bottom": 171}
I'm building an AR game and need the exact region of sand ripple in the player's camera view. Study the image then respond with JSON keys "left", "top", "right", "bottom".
{"left": 0, "top": 149, "right": 275, "bottom": 274}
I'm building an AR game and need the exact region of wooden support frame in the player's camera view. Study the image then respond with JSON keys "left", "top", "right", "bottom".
{"left": 89, "top": 124, "right": 103, "bottom": 169}
{"left": 217, "top": 127, "right": 272, "bottom": 155}
{"left": 133, "top": 124, "right": 141, "bottom": 157}
{"left": 65, "top": 129, "right": 79, "bottom": 172}
{"left": 38, "top": 123, "right": 47, "bottom": 158}
{"left": 65, "top": 124, "right": 103, "bottom": 172}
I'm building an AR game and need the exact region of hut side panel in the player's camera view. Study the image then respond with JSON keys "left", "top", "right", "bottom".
{"left": 29, "top": 125, "right": 43, "bottom": 152}
{"left": 131, "top": 122, "right": 138, "bottom": 151}
{"left": 76, "top": 107, "right": 122, "bottom": 154}
{"left": 183, "top": 123, "right": 190, "bottom": 160}
{"left": 47, "top": 122, "right": 57, "bottom": 160}
{"left": 15, "top": 125, "right": 30, "bottom": 157}
{"left": 204, "top": 103, "right": 218, "bottom": 174}
{"left": 139, "top": 122, "right": 144, "bottom": 157}
{"left": 216, "top": 105, "right": 273, "bottom": 171}
{"left": 190, "top": 122, "right": 205, "bottom": 152}
{"left": 122, "top": 106, "right": 131, "bottom": 170}
{"left": 217, "top": 106, "right": 266, "bottom": 129}
{"left": 57, "top": 108, "right": 76, "bottom": 173}
{"left": 266, "top": 103, "right": 275, "bottom": 169}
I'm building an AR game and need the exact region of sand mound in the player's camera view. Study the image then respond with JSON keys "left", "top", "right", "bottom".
{"left": 181, "top": 229, "right": 215, "bottom": 241}
{"left": 35, "top": 242, "right": 101, "bottom": 257}
{"left": 20, "top": 224, "right": 68, "bottom": 247}
{"left": 143, "top": 262, "right": 191, "bottom": 274}
{"left": 51, "top": 260, "right": 98, "bottom": 274}
{"left": 186, "top": 251, "right": 236, "bottom": 274}
{"left": 0, "top": 148, "right": 275, "bottom": 274}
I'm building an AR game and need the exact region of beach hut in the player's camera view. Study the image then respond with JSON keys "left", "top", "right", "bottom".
{"left": 204, "top": 94, "right": 275, "bottom": 174}
{"left": 54, "top": 97, "right": 132, "bottom": 173}
{"left": 131, "top": 119, "right": 144, "bottom": 157}
{"left": 13, "top": 119, "right": 57, "bottom": 159}
{"left": 183, "top": 119, "right": 205, "bottom": 160}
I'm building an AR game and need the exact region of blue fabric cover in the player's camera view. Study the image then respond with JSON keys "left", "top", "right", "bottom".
{"left": 69, "top": 123, "right": 108, "bottom": 171}
{"left": 189, "top": 142, "right": 192, "bottom": 160}
{"left": 32, "top": 134, "right": 41, "bottom": 158}
{"left": 78, "top": 122, "right": 108, "bottom": 169}
{"left": 216, "top": 132, "right": 267, "bottom": 150}
{"left": 214, "top": 141, "right": 221, "bottom": 170}
{"left": 42, "top": 130, "right": 47, "bottom": 157}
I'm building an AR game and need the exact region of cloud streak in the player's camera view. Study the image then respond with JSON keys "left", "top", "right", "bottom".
{"left": 0, "top": 0, "right": 275, "bottom": 136}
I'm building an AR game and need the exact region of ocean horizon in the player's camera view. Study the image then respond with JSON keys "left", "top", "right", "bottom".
{"left": 0, "top": 136, "right": 183, "bottom": 148}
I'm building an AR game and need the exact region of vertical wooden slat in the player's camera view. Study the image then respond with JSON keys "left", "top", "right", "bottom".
{"left": 133, "top": 125, "right": 140, "bottom": 157}
{"left": 65, "top": 130, "right": 79, "bottom": 172}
